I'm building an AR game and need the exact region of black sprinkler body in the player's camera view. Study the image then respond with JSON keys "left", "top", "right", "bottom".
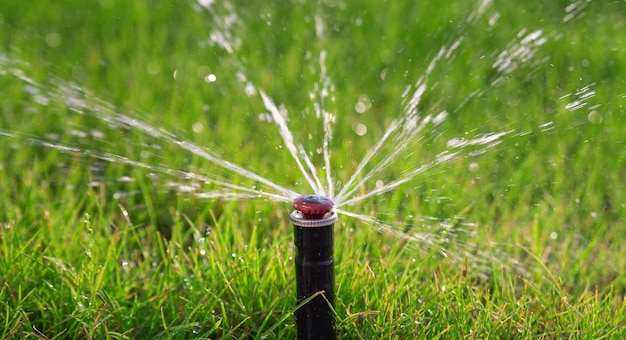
{"left": 291, "top": 195, "right": 337, "bottom": 340}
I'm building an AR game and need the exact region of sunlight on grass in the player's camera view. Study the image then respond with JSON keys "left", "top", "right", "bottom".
{"left": 1, "top": 0, "right": 625, "bottom": 338}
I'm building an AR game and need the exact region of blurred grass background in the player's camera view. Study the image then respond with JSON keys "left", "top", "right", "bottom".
{"left": 1, "top": 0, "right": 625, "bottom": 338}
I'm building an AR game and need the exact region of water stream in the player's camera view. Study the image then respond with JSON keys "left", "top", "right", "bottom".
{"left": 1, "top": 0, "right": 608, "bottom": 274}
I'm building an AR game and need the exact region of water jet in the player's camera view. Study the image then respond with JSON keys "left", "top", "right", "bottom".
{"left": 291, "top": 195, "right": 337, "bottom": 340}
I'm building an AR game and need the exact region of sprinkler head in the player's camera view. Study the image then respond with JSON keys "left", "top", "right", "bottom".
{"left": 293, "top": 195, "right": 334, "bottom": 220}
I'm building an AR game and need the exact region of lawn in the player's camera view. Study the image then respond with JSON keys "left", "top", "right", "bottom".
{"left": 1, "top": 0, "right": 625, "bottom": 338}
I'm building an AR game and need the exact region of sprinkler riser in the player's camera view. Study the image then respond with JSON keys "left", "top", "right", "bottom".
{"left": 293, "top": 222, "right": 336, "bottom": 340}
{"left": 291, "top": 195, "right": 337, "bottom": 340}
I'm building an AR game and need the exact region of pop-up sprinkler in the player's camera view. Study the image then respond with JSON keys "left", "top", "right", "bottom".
{"left": 290, "top": 195, "right": 337, "bottom": 340}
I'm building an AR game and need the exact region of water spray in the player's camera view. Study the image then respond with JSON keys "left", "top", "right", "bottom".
{"left": 291, "top": 195, "right": 337, "bottom": 340}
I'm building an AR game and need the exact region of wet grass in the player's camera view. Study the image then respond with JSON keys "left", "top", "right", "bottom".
{"left": 1, "top": 0, "right": 626, "bottom": 338}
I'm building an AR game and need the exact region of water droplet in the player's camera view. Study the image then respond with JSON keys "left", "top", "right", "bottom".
{"left": 354, "top": 102, "right": 367, "bottom": 113}
{"left": 581, "top": 59, "right": 590, "bottom": 68}
{"left": 587, "top": 110, "right": 602, "bottom": 124}
{"left": 118, "top": 176, "right": 135, "bottom": 183}
{"left": 192, "top": 121, "right": 204, "bottom": 133}
{"left": 353, "top": 123, "right": 367, "bottom": 136}
{"left": 147, "top": 61, "right": 160, "bottom": 75}
{"left": 468, "top": 162, "right": 479, "bottom": 172}
{"left": 45, "top": 32, "right": 61, "bottom": 47}
{"left": 70, "top": 129, "right": 88, "bottom": 138}
{"left": 89, "top": 129, "right": 105, "bottom": 139}
{"left": 206, "top": 74, "right": 217, "bottom": 82}
{"left": 44, "top": 132, "right": 60, "bottom": 141}
{"left": 379, "top": 68, "right": 388, "bottom": 80}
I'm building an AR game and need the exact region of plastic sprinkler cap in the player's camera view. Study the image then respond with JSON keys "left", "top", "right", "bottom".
{"left": 293, "top": 195, "right": 334, "bottom": 220}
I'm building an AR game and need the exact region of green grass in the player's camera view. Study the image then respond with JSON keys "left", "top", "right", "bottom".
{"left": 1, "top": 0, "right": 626, "bottom": 338}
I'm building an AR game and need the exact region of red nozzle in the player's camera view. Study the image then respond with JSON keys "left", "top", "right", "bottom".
{"left": 293, "top": 195, "right": 334, "bottom": 220}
